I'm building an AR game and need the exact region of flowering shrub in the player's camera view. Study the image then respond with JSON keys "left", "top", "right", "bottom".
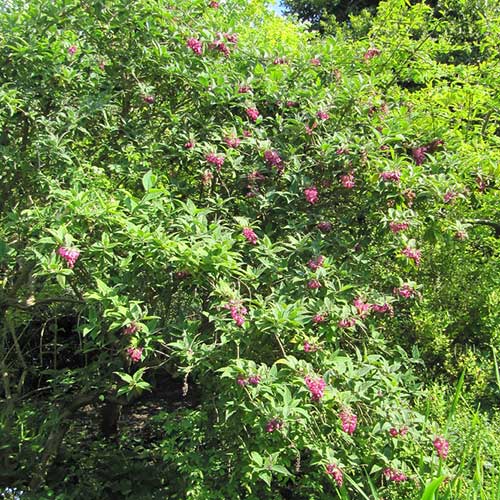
{"left": 0, "top": 0, "right": 499, "bottom": 498}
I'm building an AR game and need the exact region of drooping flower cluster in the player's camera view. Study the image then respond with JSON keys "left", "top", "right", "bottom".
{"left": 126, "top": 347, "right": 143, "bottom": 363}
{"left": 364, "top": 47, "right": 381, "bottom": 60}
{"left": 389, "top": 426, "right": 408, "bottom": 437}
{"left": 224, "top": 136, "right": 241, "bottom": 148}
{"left": 389, "top": 221, "right": 410, "bottom": 233}
{"left": 402, "top": 246, "right": 422, "bottom": 266}
{"left": 242, "top": 227, "right": 258, "bottom": 245}
{"left": 310, "top": 57, "right": 321, "bottom": 66}
{"left": 443, "top": 190, "right": 459, "bottom": 204}
{"left": 379, "top": 170, "right": 401, "bottom": 182}
{"left": 433, "top": 436, "right": 449, "bottom": 460}
{"left": 308, "top": 255, "right": 325, "bottom": 271}
{"left": 224, "top": 300, "right": 248, "bottom": 327}
{"left": 238, "top": 85, "right": 251, "bottom": 93}
{"left": 304, "top": 375, "right": 326, "bottom": 401}
{"left": 303, "top": 341, "right": 319, "bottom": 352}
{"left": 312, "top": 312, "right": 327, "bottom": 324}
{"left": 341, "top": 172, "right": 355, "bottom": 189}
{"left": 353, "top": 297, "right": 371, "bottom": 318}
{"left": 187, "top": 37, "right": 203, "bottom": 55}
{"left": 394, "top": 284, "right": 416, "bottom": 298}
{"left": 265, "top": 418, "right": 284, "bottom": 432}
{"left": 264, "top": 149, "right": 283, "bottom": 172}
{"left": 325, "top": 464, "right": 343, "bottom": 487}
{"left": 246, "top": 107, "right": 260, "bottom": 122}
{"left": 371, "top": 303, "right": 394, "bottom": 315}
{"left": 383, "top": 468, "right": 408, "bottom": 482}
{"left": 237, "top": 374, "right": 261, "bottom": 386}
{"left": 316, "top": 110, "right": 329, "bottom": 120}
{"left": 143, "top": 95, "right": 154, "bottom": 104}
{"left": 307, "top": 279, "right": 321, "bottom": 290}
{"left": 57, "top": 246, "right": 80, "bottom": 269}
{"left": 205, "top": 152, "right": 225, "bottom": 169}
{"left": 68, "top": 45, "right": 77, "bottom": 55}
{"left": 412, "top": 139, "right": 443, "bottom": 165}
{"left": 339, "top": 409, "right": 357, "bottom": 435}
{"left": 123, "top": 322, "right": 139, "bottom": 335}
{"left": 304, "top": 186, "right": 319, "bottom": 204}
{"left": 317, "top": 221, "right": 332, "bottom": 233}
{"left": 273, "top": 56, "right": 288, "bottom": 65}
{"left": 338, "top": 317, "right": 357, "bottom": 328}
{"left": 184, "top": 140, "right": 195, "bottom": 149}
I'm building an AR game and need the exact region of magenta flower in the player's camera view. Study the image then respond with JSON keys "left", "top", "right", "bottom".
{"left": 310, "top": 57, "right": 321, "bottom": 66}
{"left": 123, "top": 322, "right": 139, "bottom": 335}
{"left": 205, "top": 152, "right": 225, "bottom": 169}
{"left": 224, "top": 136, "right": 241, "bottom": 148}
{"left": 341, "top": 172, "right": 355, "bottom": 189}
{"left": 383, "top": 468, "right": 408, "bottom": 482}
{"left": 444, "top": 191, "right": 458, "bottom": 204}
{"left": 307, "top": 279, "right": 321, "bottom": 290}
{"left": 316, "top": 110, "right": 329, "bottom": 120}
{"left": 338, "top": 317, "right": 356, "bottom": 328}
{"left": 187, "top": 37, "right": 203, "bottom": 55}
{"left": 266, "top": 418, "right": 284, "bottom": 432}
{"left": 389, "top": 427, "right": 399, "bottom": 437}
{"left": 394, "top": 284, "right": 416, "bottom": 298}
{"left": 209, "top": 0, "right": 219, "bottom": 7}
{"left": 364, "top": 47, "right": 381, "bottom": 60}
{"left": 242, "top": 227, "right": 258, "bottom": 245}
{"left": 317, "top": 221, "right": 332, "bottom": 233}
{"left": 455, "top": 230, "right": 467, "bottom": 240}
{"left": 210, "top": 39, "right": 230, "bottom": 57}
{"left": 247, "top": 375, "right": 261, "bottom": 385}
{"left": 143, "top": 95, "right": 154, "bottom": 104}
{"left": 308, "top": 255, "right": 325, "bottom": 271}
{"left": 305, "top": 375, "right": 326, "bottom": 401}
{"left": 184, "top": 141, "right": 195, "bottom": 149}
{"left": 273, "top": 56, "right": 288, "bottom": 65}
{"left": 303, "top": 341, "right": 319, "bottom": 352}
{"left": 312, "top": 313, "right": 327, "bottom": 324}
{"left": 224, "top": 300, "right": 248, "bottom": 327}
{"left": 412, "top": 139, "right": 443, "bottom": 165}
{"left": 433, "top": 436, "right": 449, "bottom": 460}
{"left": 304, "top": 186, "right": 319, "bottom": 205}
{"left": 353, "top": 297, "right": 371, "bottom": 317}
{"left": 264, "top": 150, "right": 284, "bottom": 172}
{"left": 238, "top": 85, "right": 251, "bottom": 93}
{"left": 379, "top": 170, "right": 401, "bottom": 182}
{"left": 325, "top": 464, "right": 343, "bottom": 487}
{"left": 68, "top": 45, "right": 77, "bottom": 55}
{"left": 389, "top": 221, "right": 409, "bottom": 233}
{"left": 126, "top": 347, "right": 143, "bottom": 363}
{"left": 371, "top": 303, "right": 394, "bottom": 316}
{"left": 246, "top": 107, "right": 260, "bottom": 122}
{"left": 57, "top": 246, "right": 80, "bottom": 269}
{"left": 237, "top": 376, "right": 247, "bottom": 386}
{"left": 401, "top": 247, "right": 422, "bottom": 266}
{"left": 339, "top": 409, "right": 357, "bottom": 435}
{"left": 286, "top": 100, "right": 298, "bottom": 108}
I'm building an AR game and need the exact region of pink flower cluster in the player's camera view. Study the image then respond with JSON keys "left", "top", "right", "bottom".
{"left": 312, "top": 312, "right": 327, "bottom": 324}
{"left": 264, "top": 150, "right": 283, "bottom": 172}
{"left": 310, "top": 57, "right": 321, "bottom": 66}
{"left": 184, "top": 141, "right": 195, "bottom": 149}
{"left": 143, "top": 95, "right": 154, "bottom": 104}
{"left": 307, "top": 279, "right": 321, "bottom": 290}
{"left": 389, "top": 426, "right": 408, "bottom": 437}
{"left": 341, "top": 172, "right": 355, "bottom": 189}
{"left": 224, "top": 136, "right": 241, "bottom": 148}
{"left": 444, "top": 191, "right": 458, "bottom": 204}
{"left": 383, "top": 468, "right": 408, "bottom": 482}
{"left": 68, "top": 45, "right": 77, "bottom": 55}
{"left": 209, "top": 39, "right": 230, "bottom": 57}
{"left": 433, "top": 436, "right": 449, "bottom": 460}
{"left": 364, "top": 47, "right": 381, "bottom": 60}
{"left": 308, "top": 255, "right": 325, "bottom": 271}
{"left": 237, "top": 374, "right": 261, "bottom": 386}
{"left": 379, "top": 170, "right": 401, "bottom": 182}
{"left": 338, "top": 317, "right": 357, "bottom": 328}
{"left": 304, "top": 186, "right": 319, "bottom": 204}
{"left": 123, "top": 322, "right": 139, "bottom": 335}
{"left": 353, "top": 297, "right": 371, "bottom": 318}
{"left": 57, "top": 246, "right": 80, "bottom": 269}
{"left": 316, "top": 110, "right": 329, "bottom": 120}
{"left": 238, "top": 85, "right": 251, "bottom": 93}
{"left": 206, "top": 152, "right": 225, "bottom": 169}
{"left": 394, "top": 284, "right": 416, "bottom": 298}
{"left": 389, "top": 221, "right": 410, "bottom": 233}
{"left": 187, "top": 37, "right": 203, "bottom": 55}
{"left": 339, "top": 409, "right": 357, "bottom": 435}
{"left": 225, "top": 300, "right": 248, "bottom": 327}
{"left": 412, "top": 139, "right": 443, "bottom": 165}
{"left": 209, "top": 0, "right": 219, "bottom": 7}
{"left": 325, "top": 464, "right": 343, "bottom": 487}
{"left": 127, "top": 347, "right": 143, "bottom": 363}
{"left": 304, "top": 375, "right": 326, "bottom": 401}
{"left": 371, "top": 303, "right": 394, "bottom": 315}
{"left": 242, "top": 227, "right": 258, "bottom": 245}
{"left": 317, "top": 221, "right": 332, "bottom": 233}
{"left": 402, "top": 247, "right": 422, "bottom": 266}
{"left": 246, "top": 107, "right": 260, "bottom": 122}
{"left": 273, "top": 56, "right": 288, "bottom": 65}
{"left": 266, "top": 418, "right": 284, "bottom": 432}
{"left": 303, "top": 341, "right": 319, "bottom": 352}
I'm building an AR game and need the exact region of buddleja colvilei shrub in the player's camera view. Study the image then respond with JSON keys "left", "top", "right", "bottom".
{"left": 0, "top": 0, "right": 498, "bottom": 497}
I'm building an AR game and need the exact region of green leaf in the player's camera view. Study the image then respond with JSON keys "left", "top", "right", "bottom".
{"left": 420, "top": 476, "right": 446, "bottom": 500}
{"left": 142, "top": 170, "right": 157, "bottom": 191}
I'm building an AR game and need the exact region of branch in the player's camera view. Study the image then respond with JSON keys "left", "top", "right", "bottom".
{"left": 2, "top": 296, "right": 85, "bottom": 311}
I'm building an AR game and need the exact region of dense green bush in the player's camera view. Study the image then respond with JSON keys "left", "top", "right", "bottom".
{"left": 1, "top": 0, "right": 498, "bottom": 498}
